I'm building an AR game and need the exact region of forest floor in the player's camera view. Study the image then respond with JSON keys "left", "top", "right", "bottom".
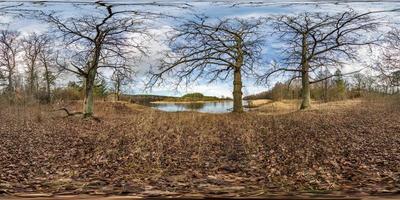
{"left": 0, "top": 97, "right": 399, "bottom": 199}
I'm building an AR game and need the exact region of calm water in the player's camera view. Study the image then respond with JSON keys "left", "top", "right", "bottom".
{"left": 147, "top": 101, "right": 250, "bottom": 113}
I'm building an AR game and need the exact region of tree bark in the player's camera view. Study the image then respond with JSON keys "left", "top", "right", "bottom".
{"left": 45, "top": 70, "right": 51, "bottom": 103}
{"left": 232, "top": 36, "right": 244, "bottom": 113}
{"left": 232, "top": 68, "right": 243, "bottom": 113}
{"left": 83, "top": 69, "right": 96, "bottom": 118}
{"left": 300, "top": 34, "right": 311, "bottom": 110}
{"left": 116, "top": 79, "right": 120, "bottom": 101}
{"left": 300, "top": 69, "right": 311, "bottom": 109}
{"left": 83, "top": 44, "right": 102, "bottom": 117}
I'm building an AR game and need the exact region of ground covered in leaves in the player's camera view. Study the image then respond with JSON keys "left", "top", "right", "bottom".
{"left": 0, "top": 98, "right": 399, "bottom": 198}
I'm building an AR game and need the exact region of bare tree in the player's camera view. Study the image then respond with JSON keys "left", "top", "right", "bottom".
{"left": 260, "top": 10, "right": 378, "bottom": 109}
{"left": 22, "top": 32, "right": 47, "bottom": 98}
{"left": 375, "top": 27, "right": 400, "bottom": 92}
{"left": 37, "top": 34, "right": 57, "bottom": 103}
{"left": 0, "top": 29, "right": 20, "bottom": 99}
{"left": 40, "top": 2, "right": 152, "bottom": 117}
{"left": 149, "top": 16, "right": 265, "bottom": 112}
{"left": 111, "top": 67, "right": 134, "bottom": 101}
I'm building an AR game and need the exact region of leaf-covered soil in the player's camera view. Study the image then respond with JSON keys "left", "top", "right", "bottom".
{"left": 0, "top": 98, "right": 399, "bottom": 198}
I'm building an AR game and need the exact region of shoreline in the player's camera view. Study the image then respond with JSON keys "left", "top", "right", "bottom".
{"left": 150, "top": 100, "right": 232, "bottom": 104}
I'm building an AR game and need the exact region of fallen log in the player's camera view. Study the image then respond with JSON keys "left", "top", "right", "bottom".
{"left": 53, "top": 108, "right": 83, "bottom": 117}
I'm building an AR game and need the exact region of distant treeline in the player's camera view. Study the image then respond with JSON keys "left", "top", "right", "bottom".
{"left": 245, "top": 70, "right": 399, "bottom": 101}
{"left": 51, "top": 84, "right": 230, "bottom": 104}
{"left": 123, "top": 92, "right": 231, "bottom": 104}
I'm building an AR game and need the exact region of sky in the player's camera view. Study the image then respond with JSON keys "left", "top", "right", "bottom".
{"left": 1, "top": 0, "right": 400, "bottom": 97}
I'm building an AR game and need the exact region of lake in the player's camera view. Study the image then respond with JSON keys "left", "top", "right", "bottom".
{"left": 147, "top": 101, "right": 250, "bottom": 113}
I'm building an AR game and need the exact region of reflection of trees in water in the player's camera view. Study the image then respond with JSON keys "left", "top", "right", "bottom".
{"left": 149, "top": 101, "right": 235, "bottom": 112}
{"left": 182, "top": 103, "right": 205, "bottom": 110}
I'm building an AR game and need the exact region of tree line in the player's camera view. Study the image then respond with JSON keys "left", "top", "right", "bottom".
{"left": 0, "top": 2, "right": 399, "bottom": 117}
{"left": 245, "top": 69, "right": 399, "bottom": 101}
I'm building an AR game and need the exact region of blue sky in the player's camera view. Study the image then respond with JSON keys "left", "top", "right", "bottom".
{"left": 2, "top": 0, "right": 400, "bottom": 97}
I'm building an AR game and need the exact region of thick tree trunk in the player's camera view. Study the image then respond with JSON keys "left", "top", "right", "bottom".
{"left": 83, "top": 44, "right": 101, "bottom": 117}
{"left": 232, "top": 69, "right": 243, "bottom": 113}
{"left": 300, "top": 69, "right": 311, "bottom": 110}
{"left": 83, "top": 70, "right": 96, "bottom": 118}
{"left": 300, "top": 34, "right": 311, "bottom": 110}
{"left": 232, "top": 36, "right": 244, "bottom": 113}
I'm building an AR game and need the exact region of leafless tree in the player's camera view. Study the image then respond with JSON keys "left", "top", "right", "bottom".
{"left": 0, "top": 29, "right": 20, "bottom": 98}
{"left": 148, "top": 16, "right": 265, "bottom": 112}
{"left": 260, "top": 10, "right": 379, "bottom": 109}
{"left": 22, "top": 32, "right": 47, "bottom": 97}
{"left": 375, "top": 27, "right": 400, "bottom": 92}
{"left": 37, "top": 34, "right": 57, "bottom": 103}
{"left": 111, "top": 67, "right": 135, "bottom": 101}
{"left": 40, "top": 2, "right": 153, "bottom": 117}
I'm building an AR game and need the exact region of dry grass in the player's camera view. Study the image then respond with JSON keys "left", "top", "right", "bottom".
{"left": 0, "top": 98, "right": 399, "bottom": 197}
{"left": 249, "top": 99, "right": 300, "bottom": 114}
{"left": 246, "top": 99, "right": 273, "bottom": 108}
{"left": 250, "top": 99, "right": 367, "bottom": 115}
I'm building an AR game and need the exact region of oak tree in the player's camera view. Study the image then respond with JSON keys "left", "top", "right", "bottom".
{"left": 149, "top": 16, "right": 265, "bottom": 112}
{"left": 260, "top": 10, "right": 378, "bottom": 109}
{"left": 41, "top": 2, "right": 151, "bottom": 117}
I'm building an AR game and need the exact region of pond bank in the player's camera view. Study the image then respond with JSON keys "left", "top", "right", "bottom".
{"left": 151, "top": 100, "right": 231, "bottom": 104}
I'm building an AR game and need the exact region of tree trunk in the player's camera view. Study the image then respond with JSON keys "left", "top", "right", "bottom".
{"left": 42, "top": 62, "right": 51, "bottom": 103}
{"left": 7, "top": 73, "right": 13, "bottom": 93}
{"left": 300, "top": 34, "right": 311, "bottom": 110}
{"left": 46, "top": 72, "right": 51, "bottom": 102}
{"left": 83, "top": 70, "right": 96, "bottom": 118}
{"left": 232, "top": 36, "right": 244, "bottom": 113}
{"left": 116, "top": 80, "right": 120, "bottom": 101}
{"left": 300, "top": 69, "right": 311, "bottom": 109}
{"left": 29, "top": 69, "right": 35, "bottom": 96}
{"left": 6, "top": 73, "right": 14, "bottom": 103}
{"left": 232, "top": 68, "right": 243, "bottom": 113}
{"left": 45, "top": 76, "right": 51, "bottom": 103}
{"left": 83, "top": 43, "right": 102, "bottom": 117}
{"left": 27, "top": 59, "right": 36, "bottom": 97}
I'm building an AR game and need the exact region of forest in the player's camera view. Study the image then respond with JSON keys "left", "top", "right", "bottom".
{"left": 0, "top": 1, "right": 399, "bottom": 199}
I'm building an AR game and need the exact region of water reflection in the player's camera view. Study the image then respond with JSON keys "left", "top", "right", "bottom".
{"left": 148, "top": 101, "right": 245, "bottom": 113}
